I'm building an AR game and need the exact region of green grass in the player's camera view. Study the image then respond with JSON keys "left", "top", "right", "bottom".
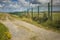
{"left": 10, "top": 12, "right": 60, "bottom": 32}
{"left": 0, "top": 23, "right": 11, "bottom": 40}
{"left": 21, "top": 13, "right": 60, "bottom": 32}
{"left": 30, "top": 36, "right": 37, "bottom": 40}
{"left": 0, "top": 13, "right": 7, "bottom": 21}
{"left": 39, "top": 13, "right": 60, "bottom": 32}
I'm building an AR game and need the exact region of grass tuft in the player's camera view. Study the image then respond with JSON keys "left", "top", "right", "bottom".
{"left": 0, "top": 23, "right": 11, "bottom": 40}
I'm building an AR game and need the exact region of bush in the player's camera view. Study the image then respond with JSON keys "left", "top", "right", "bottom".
{"left": 46, "top": 20, "right": 60, "bottom": 30}
{"left": 4, "top": 32, "right": 12, "bottom": 39}
{"left": 51, "top": 20, "right": 60, "bottom": 30}
{"left": 0, "top": 23, "right": 11, "bottom": 40}
{"left": 32, "top": 13, "right": 48, "bottom": 24}
{"left": 32, "top": 16, "right": 48, "bottom": 24}
{"left": 37, "top": 16, "right": 48, "bottom": 24}
{"left": 32, "top": 17, "right": 39, "bottom": 21}
{"left": 30, "top": 36, "right": 37, "bottom": 40}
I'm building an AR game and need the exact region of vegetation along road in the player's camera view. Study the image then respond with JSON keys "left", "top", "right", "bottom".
{"left": 0, "top": 14, "right": 60, "bottom": 40}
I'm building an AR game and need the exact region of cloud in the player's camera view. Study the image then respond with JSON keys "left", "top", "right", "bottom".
{"left": 26, "top": 0, "right": 50, "bottom": 4}
{"left": 0, "top": 4, "right": 4, "bottom": 8}
{"left": 0, "top": 4, "right": 3, "bottom": 7}
{"left": 53, "top": 0, "right": 60, "bottom": 6}
{"left": 26, "top": 0, "right": 60, "bottom": 5}
{"left": 18, "top": 0, "right": 30, "bottom": 7}
{"left": 9, "top": 2, "right": 20, "bottom": 8}
{"left": 0, "top": 0, "right": 60, "bottom": 12}
{"left": 37, "top": 0, "right": 50, "bottom": 3}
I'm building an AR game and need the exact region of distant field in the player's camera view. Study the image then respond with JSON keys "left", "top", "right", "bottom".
{"left": 52, "top": 13, "right": 60, "bottom": 21}
{"left": 29, "top": 12, "right": 60, "bottom": 21}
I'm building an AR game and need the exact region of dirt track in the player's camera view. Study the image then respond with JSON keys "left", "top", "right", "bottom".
{"left": 0, "top": 14, "right": 60, "bottom": 40}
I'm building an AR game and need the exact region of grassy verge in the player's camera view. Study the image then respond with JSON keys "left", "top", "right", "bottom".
{"left": 40, "top": 13, "right": 60, "bottom": 32}
{"left": 20, "top": 17, "right": 60, "bottom": 33}
{"left": 10, "top": 12, "right": 60, "bottom": 33}
{"left": 0, "top": 23, "right": 11, "bottom": 40}
{"left": 0, "top": 13, "right": 7, "bottom": 21}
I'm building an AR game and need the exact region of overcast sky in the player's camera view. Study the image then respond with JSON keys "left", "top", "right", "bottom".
{"left": 0, "top": 0, "right": 60, "bottom": 12}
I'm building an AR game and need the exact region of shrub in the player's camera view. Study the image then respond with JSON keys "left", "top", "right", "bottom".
{"left": 32, "top": 17, "right": 39, "bottom": 21}
{"left": 46, "top": 20, "right": 60, "bottom": 30}
{"left": 51, "top": 20, "right": 60, "bottom": 30}
{"left": 30, "top": 36, "right": 37, "bottom": 40}
{"left": 37, "top": 17, "right": 48, "bottom": 24}
{"left": 4, "top": 32, "right": 12, "bottom": 39}
{"left": 33, "top": 13, "right": 48, "bottom": 24}
{"left": 0, "top": 23, "right": 11, "bottom": 40}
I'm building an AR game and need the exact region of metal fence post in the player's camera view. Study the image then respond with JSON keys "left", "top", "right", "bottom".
{"left": 31, "top": 8, "right": 33, "bottom": 18}
{"left": 51, "top": 0, "right": 53, "bottom": 21}
{"left": 38, "top": 6, "right": 40, "bottom": 19}
{"left": 48, "top": 3, "right": 50, "bottom": 20}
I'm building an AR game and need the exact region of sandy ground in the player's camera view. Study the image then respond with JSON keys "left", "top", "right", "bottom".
{"left": 0, "top": 15, "right": 60, "bottom": 40}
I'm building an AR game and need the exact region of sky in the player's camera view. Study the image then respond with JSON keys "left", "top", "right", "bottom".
{"left": 0, "top": 0, "right": 60, "bottom": 12}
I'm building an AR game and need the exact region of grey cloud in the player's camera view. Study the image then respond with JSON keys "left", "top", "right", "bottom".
{"left": 0, "top": 0, "right": 60, "bottom": 12}
{"left": 26, "top": 0, "right": 60, "bottom": 6}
